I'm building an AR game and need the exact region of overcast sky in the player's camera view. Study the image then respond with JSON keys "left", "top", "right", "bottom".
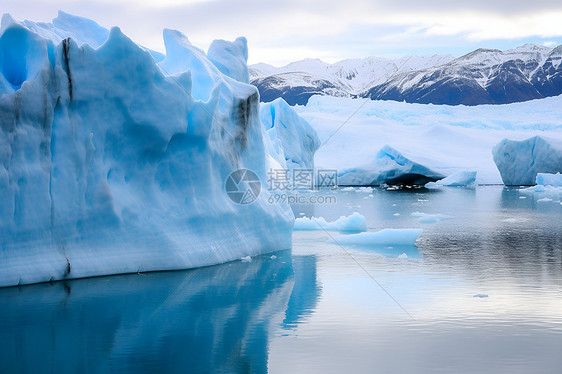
{"left": 4, "top": 0, "right": 562, "bottom": 65}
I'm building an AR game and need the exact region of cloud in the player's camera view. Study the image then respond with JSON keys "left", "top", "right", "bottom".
{"left": 3, "top": 0, "right": 562, "bottom": 65}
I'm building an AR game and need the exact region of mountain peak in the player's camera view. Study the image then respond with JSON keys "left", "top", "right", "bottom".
{"left": 250, "top": 45, "right": 562, "bottom": 106}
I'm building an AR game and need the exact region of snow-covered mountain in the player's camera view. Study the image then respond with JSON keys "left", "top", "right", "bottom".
{"left": 250, "top": 44, "right": 562, "bottom": 105}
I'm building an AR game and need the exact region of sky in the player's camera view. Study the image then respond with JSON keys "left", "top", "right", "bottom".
{"left": 3, "top": 0, "right": 562, "bottom": 66}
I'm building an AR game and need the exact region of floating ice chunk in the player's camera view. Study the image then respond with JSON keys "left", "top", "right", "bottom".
{"left": 492, "top": 136, "right": 562, "bottom": 185}
{"left": 536, "top": 172, "right": 562, "bottom": 186}
{"left": 397, "top": 253, "right": 408, "bottom": 259}
{"left": 329, "top": 229, "right": 422, "bottom": 246}
{"left": 294, "top": 212, "right": 367, "bottom": 232}
{"left": 340, "top": 187, "right": 355, "bottom": 192}
{"left": 520, "top": 185, "right": 546, "bottom": 193}
{"left": 411, "top": 212, "right": 454, "bottom": 223}
{"left": 241, "top": 256, "right": 253, "bottom": 263}
{"left": 270, "top": 255, "right": 277, "bottom": 260}
{"left": 519, "top": 185, "right": 562, "bottom": 198}
{"left": 393, "top": 213, "right": 400, "bottom": 216}
{"left": 355, "top": 187, "right": 373, "bottom": 193}
{"left": 425, "top": 170, "right": 477, "bottom": 188}
{"left": 338, "top": 145, "right": 444, "bottom": 186}
{"left": 537, "top": 198, "right": 553, "bottom": 202}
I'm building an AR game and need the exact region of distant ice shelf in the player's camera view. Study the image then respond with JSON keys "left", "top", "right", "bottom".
{"left": 296, "top": 95, "right": 562, "bottom": 185}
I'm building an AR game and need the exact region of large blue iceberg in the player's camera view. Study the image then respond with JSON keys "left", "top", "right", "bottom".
{"left": 0, "top": 13, "right": 301, "bottom": 287}
{"left": 492, "top": 136, "right": 562, "bottom": 185}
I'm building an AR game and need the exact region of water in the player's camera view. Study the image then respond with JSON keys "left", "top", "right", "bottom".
{"left": 1, "top": 186, "right": 561, "bottom": 373}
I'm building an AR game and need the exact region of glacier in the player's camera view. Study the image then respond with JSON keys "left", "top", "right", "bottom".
{"left": 338, "top": 145, "right": 444, "bottom": 186}
{"left": 492, "top": 136, "right": 562, "bottom": 185}
{"left": 297, "top": 95, "right": 562, "bottom": 185}
{"left": 0, "top": 13, "right": 304, "bottom": 287}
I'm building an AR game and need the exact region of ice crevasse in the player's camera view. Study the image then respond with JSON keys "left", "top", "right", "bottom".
{"left": 0, "top": 12, "right": 302, "bottom": 287}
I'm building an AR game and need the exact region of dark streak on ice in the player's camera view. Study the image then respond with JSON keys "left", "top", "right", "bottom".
{"left": 62, "top": 38, "right": 73, "bottom": 101}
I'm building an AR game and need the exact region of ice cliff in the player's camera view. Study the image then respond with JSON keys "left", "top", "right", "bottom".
{"left": 0, "top": 12, "right": 303, "bottom": 287}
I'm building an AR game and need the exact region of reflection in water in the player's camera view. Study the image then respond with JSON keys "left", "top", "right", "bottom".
{"left": 2, "top": 186, "right": 561, "bottom": 373}
{"left": 283, "top": 255, "right": 322, "bottom": 328}
{"left": 276, "top": 187, "right": 562, "bottom": 373}
{"left": 0, "top": 251, "right": 321, "bottom": 374}
{"left": 351, "top": 244, "right": 422, "bottom": 259}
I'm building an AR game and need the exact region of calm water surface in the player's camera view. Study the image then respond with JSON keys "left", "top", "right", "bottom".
{"left": 1, "top": 186, "right": 561, "bottom": 373}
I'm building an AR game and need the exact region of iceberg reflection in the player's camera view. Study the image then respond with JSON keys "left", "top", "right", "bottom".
{"left": 0, "top": 250, "right": 321, "bottom": 374}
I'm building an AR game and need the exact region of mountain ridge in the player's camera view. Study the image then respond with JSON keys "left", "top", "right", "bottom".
{"left": 250, "top": 44, "right": 562, "bottom": 106}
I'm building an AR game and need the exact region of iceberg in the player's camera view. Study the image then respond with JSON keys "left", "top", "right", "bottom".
{"left": 338, "top": 145, "right": 444, "bottom": 186}
{"left": 536, "top": 172, "right": 562, "bottom": 186}
{"left": 492, "top": 136, "right": 562, "bottom": 185}
{"left": 294, "top": 212, "right": 367, "bottom": 232}
{"left": 425, "top": 170, "right": 477, "bottom": 188}
{"left": 519, "top": 172, "right": 562, "bottom": 198}
{"left": 0, "top": 13, "right": 295, "bottom": 287}
{"left": 260, "top": 98, "right": 320, "bottom": 170}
